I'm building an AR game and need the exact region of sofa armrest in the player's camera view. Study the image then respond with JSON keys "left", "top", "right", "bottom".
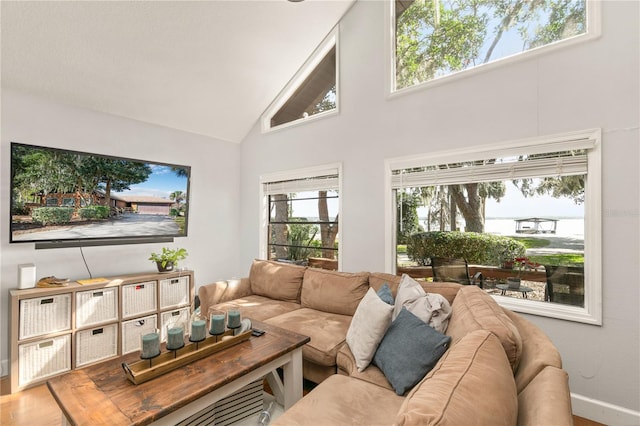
{"left": 337, "top": 344, "right": 393, "bottom": 391}
{"left": 198, "top": 278, "right": 252, "bottom": 317}
{"left": 516, "top": 366, "right": 573, "bottom": 426}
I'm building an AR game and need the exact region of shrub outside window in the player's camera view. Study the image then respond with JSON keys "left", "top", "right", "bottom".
{"left": 385, "top": 129, "right": 601, "bottom": 324}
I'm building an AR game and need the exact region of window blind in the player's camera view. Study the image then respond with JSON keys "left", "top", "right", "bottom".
{"left": 263, "top": 173, "right": 339, "bottom": 195}
{"left": 391, "top": 147, "right": 593, "bottom": 189}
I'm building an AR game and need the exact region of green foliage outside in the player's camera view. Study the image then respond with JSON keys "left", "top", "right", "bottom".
{"left": 174, "top": 216, "right": 186, "bottom": 234}
{"left": 397, "top": 192, "right": 423, "bottom": 244}
{"left": 31, "top": 207, "right": 74, "bottom": 226}
{"left": 395, "top": 0, "right": 586, "bottom": 89}
{"left": 288, "top": 222, "right": 320, "bottom": 261}
{"left": 78, "top": 205, "right": 110, "bottom": 220}
{"left": 407, "top": 231, "right": 526, "bottom": 266}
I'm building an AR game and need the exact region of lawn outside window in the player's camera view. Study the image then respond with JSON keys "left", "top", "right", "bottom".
{"left": 385, "top": 129, "right": 602, "bottom": 325}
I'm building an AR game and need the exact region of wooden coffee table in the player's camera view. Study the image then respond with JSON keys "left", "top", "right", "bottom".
{"left": 47, "top": 320, "right": 310, "bottom": 425}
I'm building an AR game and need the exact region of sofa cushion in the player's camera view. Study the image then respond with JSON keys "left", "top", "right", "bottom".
{"left": 419, "top": 281, "right": 463, "bottom": 306}
{"left": 377, "top": 283, "right": 394, "bottom": 305}
{"left": 504, "top": 308, "right": 563, "bottom": 393}
{"left": 517, "top": 366, "right": 573, "bottom": 426}
{"left": 368, "top": 272, "right": 462, "bottom": 306}
{"left": 346, "top": 288, "right": 394, "bottom": 372}
{"left": 249, "top": 259, "right": 306, "bottom": 303}
{"left": 272, "top": 374, "right": 404, "bottom": 426}
{"left": 446, "top": 284, "right": 523, "bottom": 371}
{"left": 369, "top": 272, "right": 402, "bottom": 296}
{"left": 336, "top": 344, "right": 393, "bottom": 391}
{"left": 393, "top": 274, "right": 452, "bottom": 333}
{"left": 301, "top": 268, "right": 369, "bottom": 316}
{"left": 395, "top": 330, "right": 518, "bottom": 426}
{"left": 265, "top": 307, "right": 352, "bottom": 367}
{"left": 211, "top": 295, "right": 301, "bottom": 322}
{"left": 373, "top": 308, "right": 451, "bottom": 396}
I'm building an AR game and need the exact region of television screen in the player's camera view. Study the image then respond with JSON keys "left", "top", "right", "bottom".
{"left": 10, "top": 142, "right": 191, "bottom": 248}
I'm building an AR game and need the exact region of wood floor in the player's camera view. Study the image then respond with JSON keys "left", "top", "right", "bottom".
{"left": 1, "top": 377, "right": 606, "bottom": 426}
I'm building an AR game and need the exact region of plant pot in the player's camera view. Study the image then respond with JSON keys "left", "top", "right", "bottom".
{"left": 502, "top": 260, "right": 514, "bottom": 269}
{"left": 156, "top": 261, "right": 175, "bottom": 273}
{"left": 507, "top": 277, "right": 521, "bottom": 289}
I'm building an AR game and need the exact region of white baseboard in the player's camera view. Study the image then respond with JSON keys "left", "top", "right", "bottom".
{"left": 572, "top": 393, "right": 640, "bottom": 426}
{"left": 1, "top": 359, "right": 8, "bottom": 377}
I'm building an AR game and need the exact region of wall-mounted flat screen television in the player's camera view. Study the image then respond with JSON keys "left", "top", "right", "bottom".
{"left": 10, "top": 142, "right": 191, "bottom": 249}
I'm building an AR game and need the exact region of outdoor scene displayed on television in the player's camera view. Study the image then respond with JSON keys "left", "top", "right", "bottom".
{"left": 10, "top": 143, "right": 190, "bottom": 244}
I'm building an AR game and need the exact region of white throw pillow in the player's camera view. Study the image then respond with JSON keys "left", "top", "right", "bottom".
{"left": 346, "top": 288, "right": 394, "bottom": 372}
{"left": 393, "top": 274, "right": 452, "bottom": 333}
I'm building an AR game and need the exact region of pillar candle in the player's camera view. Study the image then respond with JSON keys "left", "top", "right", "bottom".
{"left": 141, "top": 332, "right": 160, "bottom": 358}
{"left": 210, "top": 314, "right": 226, "bottom": 335}
{"left": 227, "top": 310, "right": 241, "bottom": 328}
{"left": 191, "top": 320, "right": 206, "bottom": 341}
{"left": 166, "top": 326, "right": 184, "bottom": 350}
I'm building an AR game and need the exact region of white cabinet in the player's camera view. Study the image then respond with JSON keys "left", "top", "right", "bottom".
{"left": 9, "top": 270, "right": 194, "bottom": 393}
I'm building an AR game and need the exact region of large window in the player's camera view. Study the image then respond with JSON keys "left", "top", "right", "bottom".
{"left": 261, "top": 164, "right": 341, "bottom": 269}
{"left": 390, "top": 0, "right": 599, "bottom": 92}
{"left": 385, "top": 129, "right": 601, "bottom": 324}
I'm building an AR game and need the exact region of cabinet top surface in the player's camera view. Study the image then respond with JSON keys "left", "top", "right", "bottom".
{"left": 10, "top": 270, "right": 194, "bottom": 298}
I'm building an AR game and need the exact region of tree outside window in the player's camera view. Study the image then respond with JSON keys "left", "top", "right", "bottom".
{"left": 394, "top": 0, "right": 588, "bottom": 90}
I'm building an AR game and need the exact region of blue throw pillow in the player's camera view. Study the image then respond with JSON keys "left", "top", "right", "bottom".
{"left": 373, "top": 307, "right": 451, "bottom": 395}
{"left": 377, "top": 283, "right": 394, "bottom": 305}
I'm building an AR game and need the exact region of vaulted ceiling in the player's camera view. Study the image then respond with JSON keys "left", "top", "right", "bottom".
{"left": 1, "top": 0, "right": 355, "bottom": 143}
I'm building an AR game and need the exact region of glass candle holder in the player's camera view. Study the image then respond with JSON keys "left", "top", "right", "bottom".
{"left": 166, "top": 323, "right": 185, "bottom": 351}
{"left": 190, "top": 319, "right": 207, "bottom": 342}
{"left": 208, "top": 309, "right": 227, "bottom": 335}
{"left": 140, "top": 330, "right": 160, "bottom": 359}
{"left": 227, "top": 305, "right": 242, "bottom": 329}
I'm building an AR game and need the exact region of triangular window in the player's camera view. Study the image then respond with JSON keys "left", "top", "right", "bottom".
{"left": 263, "top": 29, "right": 338, "bottom": 131}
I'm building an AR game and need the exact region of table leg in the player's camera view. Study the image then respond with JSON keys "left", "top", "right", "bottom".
{"left": 282, "top": 348, "right": 303, "bottom": 410}
{"left": 266, "top": 370, "right": 285, "bottom": 407}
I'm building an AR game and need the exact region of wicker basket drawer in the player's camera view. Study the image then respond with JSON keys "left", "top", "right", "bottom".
{"left": 76, "top": 323, "right": 118, "bottom": 368}
{"left": 160, "top": 307, "right": 191, "bottom": 342}
{"left": 159, "top": 276, "right": 190, "bottom": 309}
{"left": 121, "top": 314, "right": 157, "bottom": 354}
{"left": 19, "top": 294, "right": 71, "bottom": 340}
{"left": 76, "top": 287, "right": 118, "bottom": 328}
{"left": 18, "top": 334, "right": 71, "bottom": 387}
{"left": 122, "top": 281, "right": 157, "bottom": 318}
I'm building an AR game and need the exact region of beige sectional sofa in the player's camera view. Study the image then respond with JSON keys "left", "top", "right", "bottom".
{"left": 198, "top": 259, "right": 573, "bottom": 425}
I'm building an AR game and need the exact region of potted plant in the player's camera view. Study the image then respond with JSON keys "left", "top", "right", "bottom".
{"left": 149, "top": 247, "right": 188, "bottom": 273}
{"left": 507, "top": 257, "right": 541, "bottom": 289}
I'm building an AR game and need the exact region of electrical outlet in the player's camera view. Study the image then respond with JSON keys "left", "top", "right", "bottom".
{"left": 1, "top": 359, "right": 8, "bottom": 377}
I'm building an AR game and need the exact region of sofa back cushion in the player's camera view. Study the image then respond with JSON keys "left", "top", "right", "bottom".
{"left": 446, "top": 285, "right": 522, "bottom": 372}
{"left": 301, "top": 268, "right": 369, "bottom": 316}
{"left": 369, "top": 272, "right": 462, "bottom": 306}
{"left": 369, "top": 272, "right": 402, "bottom": 295}
{"left": 395, "top": 330, "right": 517, "bottom": 426}
{"left": 249, "top": 259, "right": 306, "bottom": 303}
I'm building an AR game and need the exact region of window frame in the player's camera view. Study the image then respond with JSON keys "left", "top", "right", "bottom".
{"left": 261, "top": 26, "right": 340, "bottom": 133}
{"left": 259, "top": 163, "right": 343, "bottom": 270}
{"left": 384, "top": 129, "right": 602, "bottom": 325}
{"left": 385, "top": 0, "right": 602, "bottom": 97}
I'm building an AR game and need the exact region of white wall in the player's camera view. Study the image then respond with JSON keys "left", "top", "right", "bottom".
{"left": 0, "top": 89, "right": 244, "bottom": 372}
{"left": 240, "top": 0, "right": 639, "bottom": 422}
